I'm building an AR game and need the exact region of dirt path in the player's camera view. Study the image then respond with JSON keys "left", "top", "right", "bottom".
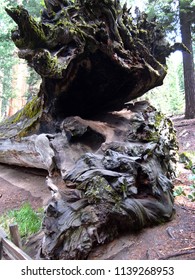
{"left": 172, "top": 115, "right": 195, "bottom": 152}
{"left": 0, "top": 164, "right": 50, "bottom": 214}
{"left": 89, "top": 204, "right": 195, "bottom": 260}
{"left": 0, "top": 177, "right": 43, "bottom": 214}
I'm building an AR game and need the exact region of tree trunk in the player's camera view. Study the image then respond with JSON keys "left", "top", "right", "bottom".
{"left": 38, "top": 102, "right": 178, "bottom": 260}
{"left": 179, "top": 4, "right": 195, "bottom": 119}
{"left": 0, "top": 0, "right": 182, "bottom": 259}
{"left": 8, "top": 63, "right": 28, "bottom": 117}
{"left": 0, "top": 71, "right": 3, "bottom": 118}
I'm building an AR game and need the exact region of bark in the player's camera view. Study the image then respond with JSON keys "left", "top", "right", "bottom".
{"left": 2, "top": 0, "right": 185, "bottom": 131}
{"left": 0, "top": 71, "right": 3, "bottom": 117}
{"left": 179, "top": 2, "right": 195, "bottom": 119}
{"left": 8, "top": 63, "right": 28, "bottom": 117}
{"left": 0, "top": 101, "right": 178, "bottom": 260}
{"left": 38, "top": 102, "right": 178, "bottom": 260}
{"left": 0, "top": 1, "right": 181, "bottom": 259}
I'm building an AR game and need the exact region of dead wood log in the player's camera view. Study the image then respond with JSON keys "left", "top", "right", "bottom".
{"left": 0, "top": 134, "right": 54, "bottom": 171}
{"left": 9, "top": 224, "right": 22, "bottom": 249}
{"left": 37, "top": 101, "right": 178, "bottom": 260}
{"left": 0, "top": 1, "right": 181, "bottom": 260}
{"left": 159, "top": 247, "right": 195, "bottom": 260}
{"left": 0, "top": 0, "right": 186, "bottom": 138}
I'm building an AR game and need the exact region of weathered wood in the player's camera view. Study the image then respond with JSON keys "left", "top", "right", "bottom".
{"left": 0, "top": 228, "right": 6, "bottom": 260}
{"left": 0, "top": 1, "right": 181, "bottom": 260}
{"left": 0, "top": 134, "right": 54, "bottom": 172}
{"left": 9, "top": 224, "right": 22, "bottom": 249}
{"left": 2, "top": 238, "right": 32, "bottom": 260}
{"left": 0, "top": 0, "right": 186, "bottom": 138}
{"left": 159, "top": 247, "right": 195, "bottom": 260}
{"left": 0, "top": 226, "right": 31, "bottom": 260}
{"left": 38, "top": 102, "right": 178, "bottom": 260}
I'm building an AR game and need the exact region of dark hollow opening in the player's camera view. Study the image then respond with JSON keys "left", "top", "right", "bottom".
{"left": 45, "top": 51, "right": 139, "bottom": 119}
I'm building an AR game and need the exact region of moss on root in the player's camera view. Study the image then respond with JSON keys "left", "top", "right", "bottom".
{"left": 0, "top": 96, "right": 43, "bottom": 139}
{"left": 179, "top": 151, "right": 195, "bottom": 170}
{"left": 12, "top": 96, "right": 42, "bottom": 123}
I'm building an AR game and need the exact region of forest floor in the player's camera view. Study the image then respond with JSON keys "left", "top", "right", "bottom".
{"left": 0, "top": 115, "right": 194, "bottom": 260}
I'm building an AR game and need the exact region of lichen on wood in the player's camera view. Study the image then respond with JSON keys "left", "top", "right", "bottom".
{"left": 3, "top": 0, "right": 185, "bottom": 125}
{"left": 39, "top": 102, "right": 178, "bottom": 260}
{"left": 0, "top": 0, "right": 183, "bottom": 260}
{"left": 0, "top": 96, "right": 43, "bottom": 139}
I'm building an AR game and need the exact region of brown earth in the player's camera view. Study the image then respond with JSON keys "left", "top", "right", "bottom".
{"left": 172, "top": 115, "right": 195, "bottom": 152}
{"left": 0, "top": 116, "right": 194, "bottom": 260}
{"left": 0, "top": 166, "right": 50, "bottom": 215}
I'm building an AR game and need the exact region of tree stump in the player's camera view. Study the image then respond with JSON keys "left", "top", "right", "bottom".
{"left": 0, "top": 0, "right": 181, "bottom": 259}
{"left": 39, "top": 101, "right": 178, "bottom": 259}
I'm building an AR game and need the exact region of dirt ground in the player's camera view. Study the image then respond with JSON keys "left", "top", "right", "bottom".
{"left": 0, "top": 166, "right": 50, "bottom": 215}
{"left": 0, "top": 115, "right": 194, "bottom": 260}
{"left": 172, "top": 115, "right": 195, "bottom": 152}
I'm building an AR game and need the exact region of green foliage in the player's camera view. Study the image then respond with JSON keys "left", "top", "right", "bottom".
{"left": 0, "top": 0, "right": 19, "bottom": 114}
{"left": 143, "top": 55, "right": 185, "bottom": 115}
{"left": 174, "top": 153, "right": 195, "bottom": 202}
{"left": 146, "top": 0, "right": 195, "bottom": 119}
{"left": 0, "top": 0, "right": 44, "bottom": 117}
{"left": 179, "top": 151, "right": 195, "bottom": 170}
{"left": 188, "top": 173, "right": 195, "bottom": 201}
{"left": 0, "top": 0, "right": 193, "bottom": 118}
{"left": 173, "top": 186, "right": 186, "bottom": 196}
{"left": 174, "top": 170, "right": 195, "bottom": 202}
{"left": 146, "top": 0, "right": 195, "bottom": 40}
{"left": 0, "top": 202, "right": 43, "bottom": 238}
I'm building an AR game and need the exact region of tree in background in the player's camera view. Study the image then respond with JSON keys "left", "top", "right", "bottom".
{"left": 0, "top": 0, "right": 19, "bottom": 117}
{"left": 0, "top": 0, "right": 194, "bottom": 119}
{"left": 179, "top": 0, "right": 195, "bottom": 119}
{"left": 146, "top": 0, "right": 195, "bottom": 119}
{"left": 0, "top": 0, "right": 43, "bottom": 119}
{"left": 144, "top": 56, "right": 185, "bottom": 115}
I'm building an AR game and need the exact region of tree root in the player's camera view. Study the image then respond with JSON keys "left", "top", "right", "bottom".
{"left": 159, "top": 247, "right": 195, "bottom": 260}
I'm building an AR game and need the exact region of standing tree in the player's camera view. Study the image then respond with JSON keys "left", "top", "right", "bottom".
{"left": 0, "top": 0, "right": 44, "bottom": 118}
{"left": 179, "top": 0, "right": 195, "bottom": 119}
{"left": 147, "top": 0, "right": 195, "bottom": 119}
{"left": 0, "top": 0, "right": 18, "bottom": 117}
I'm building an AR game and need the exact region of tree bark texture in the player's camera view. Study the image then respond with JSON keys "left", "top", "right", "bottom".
{"left": 179, "top": 1, "right": 195, "bottom": 119}
{"left": 0, "top": 0, "right": 181, "bottom": 259}
{"left": 3, "top": 0, "right": 184, "bottom": 130}
{"left": 37, "top": 101, "right": 178, "bottom": 260}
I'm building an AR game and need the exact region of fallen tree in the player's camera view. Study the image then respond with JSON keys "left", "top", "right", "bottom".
{"left": 0, "top": 0, "right": 181, "bottom": 259}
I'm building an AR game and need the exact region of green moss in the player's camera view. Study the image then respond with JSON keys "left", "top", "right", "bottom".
{"left": 145, "top": 131, "right": 160, "bottom": 142}
{"left": 41, "top": 51, "right": 63, "bottom": 77}
{"left": 6, "top": 6, "right": 46, "bottom": 49}
{"left": 179, "top": 151, "right": 195, "bottom": 170}
{"left": 0, "top": 95, "right": 43, "bottom": 139}
{"left": 84, "top": 176, "right": 122, "bottom": 204}
{"left": 144, "top": 112, "right": 165, "bottom": 142}
{"left": 11, "top": 96, "right": 42, "bottom": 124}
{"left": 154, "top": 112, "right": 164, "bottom": 127}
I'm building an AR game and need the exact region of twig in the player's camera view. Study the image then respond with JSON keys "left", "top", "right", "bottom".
{"left": 173, "top": 179, "right": 185, "bottom": 184}
{"left": 180, "top": 205, "right": 195, "bottom": 212}
{"left": 166, "top": 227, "right": 175, "bottom": 239}
{"left": 174, "top": 121, "right": 195, "bottom": 127}
{"left": 159, "top": 247, "right": 195, "bottom": 260}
